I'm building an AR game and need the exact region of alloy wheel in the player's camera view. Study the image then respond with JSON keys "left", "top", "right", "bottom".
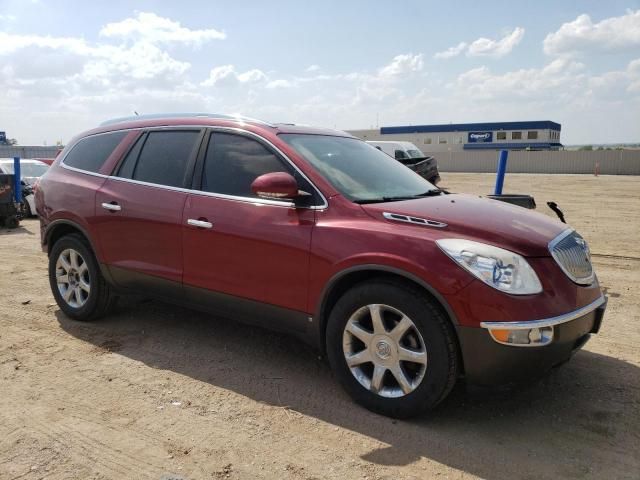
{"left": 55, "top": 248, "right": 90, "bottom": 308}
{"left": 342, "top": 304, "right": 427, "bottom": 398}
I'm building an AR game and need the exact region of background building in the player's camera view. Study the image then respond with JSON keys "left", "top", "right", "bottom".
{"left": 349, "top": 121, "right": 563, "bottom": 153}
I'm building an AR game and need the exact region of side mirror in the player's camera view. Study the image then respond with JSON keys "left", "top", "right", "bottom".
{"left": 251, "top": 172, "right": 300, "bottom": 200}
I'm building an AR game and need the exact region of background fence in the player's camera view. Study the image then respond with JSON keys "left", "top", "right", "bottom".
{"left": 0, "top": 146, "right": 60, "bottom": 159}
{"left": 1, "top": 145, "right": 639, "bottom": 175}
{"left": 428, "top": 149, "right": 640, "bottom": 175}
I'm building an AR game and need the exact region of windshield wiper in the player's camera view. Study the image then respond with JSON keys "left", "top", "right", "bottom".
{"left": 354, "top": 189, "right": 442, "bottom": 204}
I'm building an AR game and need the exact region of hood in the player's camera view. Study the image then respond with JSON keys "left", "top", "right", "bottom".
{"left": 361, "top": 193, "right": 566, "bottom": 257}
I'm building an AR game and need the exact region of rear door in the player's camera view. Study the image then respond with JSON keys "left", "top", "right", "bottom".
{"left": 95, "top": 128, "right": 204, "bottom": 296}
{"left": 182, "top": 130, "right": 320, "bottom": 329}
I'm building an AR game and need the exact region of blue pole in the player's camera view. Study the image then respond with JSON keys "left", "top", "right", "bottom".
{"left": 494, "top": 150, "right": 508, "bottom": 195}
{"left": 13, "top": 157, "right": 21, "bottom": 204}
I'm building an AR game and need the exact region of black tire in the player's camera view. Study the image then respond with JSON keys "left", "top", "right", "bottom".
{"left": 24, "top": 200, "right": 33, "bottom": 218}
{"left": 326, "top": 279, "right": 459, "bottom": 418}
{"left": 48, "top": 233, "right": 117, "bottom": 321}
{"left": 6, "top": 216, "right": 19, "bottom": 229}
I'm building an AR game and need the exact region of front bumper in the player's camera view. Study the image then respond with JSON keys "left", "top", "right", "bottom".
{"left": 456, "top": 296, "right": 607, "bottom": 385}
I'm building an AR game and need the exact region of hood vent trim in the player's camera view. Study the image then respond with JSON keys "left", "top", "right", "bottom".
{"left": 383, "top": 212, "right": 447, "bottom": 228}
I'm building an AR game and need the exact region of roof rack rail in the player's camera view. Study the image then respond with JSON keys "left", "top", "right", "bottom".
{"left": 100, "top": 113, "right": 274, "bottom": 127}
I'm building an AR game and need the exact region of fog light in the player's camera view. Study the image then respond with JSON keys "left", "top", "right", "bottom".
{"left": 488, "top": 326, "right": 553, "bottom": 347}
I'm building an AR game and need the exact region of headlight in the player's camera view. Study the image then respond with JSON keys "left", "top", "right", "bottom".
{"left": 436, "top": 239, "right": 542, "bottom": 295}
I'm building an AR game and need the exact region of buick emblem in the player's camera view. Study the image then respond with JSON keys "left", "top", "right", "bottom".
{"left": 375, "top": 341, "right": 392, "bottom": 359}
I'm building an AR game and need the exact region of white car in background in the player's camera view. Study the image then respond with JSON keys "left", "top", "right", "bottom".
{"left": 0, "top": 158, "right": 50, "bottom": 217}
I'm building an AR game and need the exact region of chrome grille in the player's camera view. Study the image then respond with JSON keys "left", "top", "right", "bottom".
{"left": 549, "top": 230, "right": 594, "bottom": 285}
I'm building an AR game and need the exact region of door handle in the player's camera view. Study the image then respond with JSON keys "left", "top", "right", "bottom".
{"left": 187, "top": 219, "right": 213, "bottom": 229}
{"left": 101, "top": 202, "right": 121, "bottom": 212}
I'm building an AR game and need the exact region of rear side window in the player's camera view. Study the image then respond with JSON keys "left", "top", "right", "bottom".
{"left": 64, "top": 131, "right": 127, "bottom": 173}
{"left": 202, "top": 132, "right": 290, "bottom": 197}
{"left": 124, "top": 130, "right": 200, "bottom": 188}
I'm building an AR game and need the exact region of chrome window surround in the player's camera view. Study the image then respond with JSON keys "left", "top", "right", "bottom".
{"left": 548, "top": 229, "right": 595, "bottom": 285}
{"left": 382, "top": 212, "right": 447, "bottom": 228}
{"left": 481, "top": 294, "right": 605, "bottom": 330}
{"left": 60, "top": 126, "right": 328, "bottom": 210}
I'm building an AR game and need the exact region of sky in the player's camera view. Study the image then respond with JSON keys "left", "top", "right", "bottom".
{"left": 0, "top": 0, "right": 639, "bottom": 145}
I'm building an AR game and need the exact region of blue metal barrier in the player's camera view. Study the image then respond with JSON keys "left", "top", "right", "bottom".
{"left": 494, "top": 150, "right": 508, "bottom": 195}
{"left": 13, "top": 157, "right": 21, "bottom": 203}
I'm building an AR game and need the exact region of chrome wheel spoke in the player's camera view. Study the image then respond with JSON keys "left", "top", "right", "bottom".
{"left": 78, "top": 262, "right": 89, "bottom": 275}
{"left": 369, "top": 304, "right": 386, "bottom": 334}
{"left": 58, "top": 255, "right": 71, "bottom": 272}
{"left": 56, "top": 272, "right": 68, "bottom": 284}
{"left": 398, "top": 346, "right": 427, "bottom": 365}
{"left": 79, "top": 279, "right": 90, "bottom": 293}
{"left": 346, "top": 348, "right": 371, "bottom": 367}
{"left": 63, "top": 286, "right": 74, "bottom": 303}
{"left": 69, "top": 250, "right": 80, "bottom": 269}
{"left": 345, "top": 321, "right": 373, "bottom": 344}
{"left": 370, "top": 365, "right": 386, "bottom": 393}
{"left": 390, "top": 366, "right": 413, "bottom": 395}
{"left": 389, "top": 315, "right": 413, "bottom": 342}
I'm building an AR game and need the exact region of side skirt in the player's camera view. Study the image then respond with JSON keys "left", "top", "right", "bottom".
{"left": 104, "top": 265, "right": 318, "bottom": 348}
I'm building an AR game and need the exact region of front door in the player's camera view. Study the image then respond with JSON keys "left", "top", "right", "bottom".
{"left": 182, "top": 131, "right": 318, "bottom": 330}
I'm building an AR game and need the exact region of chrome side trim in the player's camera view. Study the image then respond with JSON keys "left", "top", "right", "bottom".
{"left": 60, "top": 125, "right": 328, "bottom": 211}
{"left": 480, "top": 295, "right": 605, "bottom": 330}
{"left": 383, "top": 212, "right": 447, "bottom": 228}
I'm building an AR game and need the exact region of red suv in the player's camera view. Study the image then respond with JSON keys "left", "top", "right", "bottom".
{"left": 36, "top": 114, "right": 606, "bottom": 418}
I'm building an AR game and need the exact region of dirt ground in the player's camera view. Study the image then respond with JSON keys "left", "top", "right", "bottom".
{"left": 1, "top": 173, "right": 638, "bottom": 480}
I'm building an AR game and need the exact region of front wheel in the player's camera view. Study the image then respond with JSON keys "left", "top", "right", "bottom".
{"left": 48, "top": 234, "right": 117, "bottom": 321}
{"left": 326, "top": 280, "right": 459, "bottom": 418}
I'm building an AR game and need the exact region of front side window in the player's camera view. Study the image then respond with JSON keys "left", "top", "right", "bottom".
{"left": 280, "top": 134, "right": 435, "bottom": 203}
{"left": 126, "top": 130, "right": 200, "bottom": 187}
{"left": 64, "top": 131, "right": 127, "bottom": 173}
{"left": 202, "top": 132, "right": 290, "bottom": 197}
{"left": 394, "top": 150, "right": 409, "bottom": 160}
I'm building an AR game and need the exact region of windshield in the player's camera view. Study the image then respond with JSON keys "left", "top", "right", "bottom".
{"left": 1, "top": 162, "right": 48, "bottom": 178}
{"left": 280, "top": 134, "right": 435, "bottom": 203}
{"left": 407, "top": 149, "right": 426, "bottom": 159}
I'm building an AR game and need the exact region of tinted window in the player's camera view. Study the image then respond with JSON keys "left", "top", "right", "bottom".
{"left": 116, "top": 134, "right": 145, "bottom": 179}
{"left": 64, "top": 131, "right": 127, "bottom": 173}
{"left": 132, "top": 130, "right": 200, "bottom": 187}
{"left": 202, "top": 133, "right": 290, "bottom": 197}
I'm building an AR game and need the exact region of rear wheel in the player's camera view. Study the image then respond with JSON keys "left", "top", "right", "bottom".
{"left": 326, "top": 279, "right": 459, "bottom": 418}
{"left": 48, "top": 234, "right": 116, "bottom": 321}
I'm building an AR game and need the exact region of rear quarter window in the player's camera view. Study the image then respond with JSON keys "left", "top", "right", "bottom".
{"left": 63, "top": 131, "right": 127, "bottom": 173}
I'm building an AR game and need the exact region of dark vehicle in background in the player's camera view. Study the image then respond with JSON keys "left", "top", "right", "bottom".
{"left": 36, "top": 113, "right": 605, "bottom": 418}
{"left": 366, "top": 140, "right": 440, "bottom": 185}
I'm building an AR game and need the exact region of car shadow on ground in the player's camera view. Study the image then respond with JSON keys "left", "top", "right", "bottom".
{"left": 55, "top": 297, "right": 639, "bottom": 480}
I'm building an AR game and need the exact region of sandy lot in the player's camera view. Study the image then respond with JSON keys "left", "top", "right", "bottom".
{"left": 1, "top": 173, "right": 638, "bottom": 480}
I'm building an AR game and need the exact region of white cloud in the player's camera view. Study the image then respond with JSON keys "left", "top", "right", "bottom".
{"left": 266, "top": 79, "right": 294, "bottom": 89}
{"left": 201, "top": 65, "right": 267, "bottom": 87}
{"left": 434, "top": 42, "right": 467, "bottom": 59}
{"left": 305, "top": 64, "right": 320, "bottom": 72}
{"left": 544, "top": 10, "right": 640, "bottom": 56}
{"left": 0, "top": 14, "right": 17, "bottom": 22}
{"left": 378, "top": 53, "right": 424, "bottom": 77}
{"left": 100, "top": 11, "right": 226, "bottom": 45}
{"left": 467, "top": 27, "right": 525, "bottom": 57}
{"left": 435, "top": 28, "right": 524, "bottom": 59}
{"left": 453, "top": 58, "right": 586, "bottom": 101}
